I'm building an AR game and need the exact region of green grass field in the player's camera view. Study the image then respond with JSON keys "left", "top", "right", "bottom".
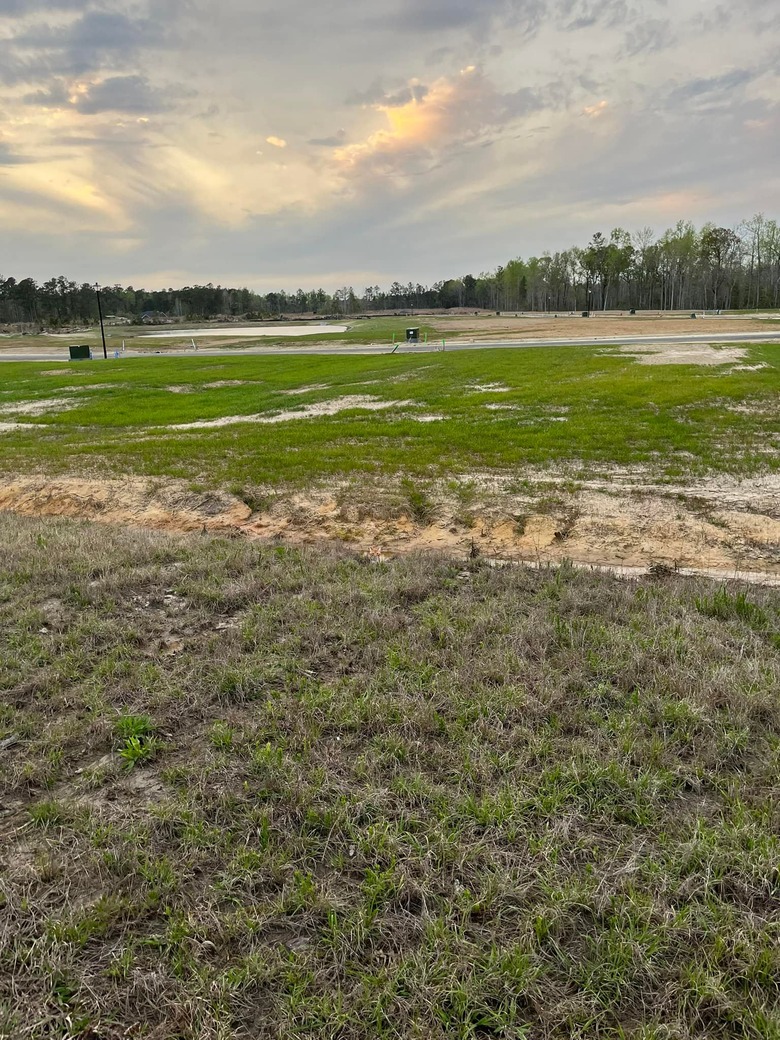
{"left": 1, "top": 515, "right": 779, "bottom": 1039}
{"left": 1, "top": 344, "right": 779, "bottom": 493}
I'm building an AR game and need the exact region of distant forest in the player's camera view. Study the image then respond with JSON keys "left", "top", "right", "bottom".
{"left": 2, "top": 215, "right": 779, "bottom": 326}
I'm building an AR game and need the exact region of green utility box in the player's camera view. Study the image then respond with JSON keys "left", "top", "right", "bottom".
{"left": 69, "top": 345, "right": 91, "bottom": 361}
{"left": 581, "top": 311, "right": 590, "bottom": 318}
{"left": 406, "top": 327, "right": 420, "bottom": 342}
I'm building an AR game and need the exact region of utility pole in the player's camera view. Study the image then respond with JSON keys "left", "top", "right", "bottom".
{"left": 95, "top": 283, "right": 108, "bottom": 359}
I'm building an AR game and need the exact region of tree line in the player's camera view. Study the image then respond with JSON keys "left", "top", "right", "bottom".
{"left": 2, "top": 215, "right": 778, "bottom": 327}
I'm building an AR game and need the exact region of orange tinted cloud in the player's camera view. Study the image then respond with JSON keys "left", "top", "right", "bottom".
{"left": 582, "top": 100, "right": 609, "bottom": 118}
{"left": 333, "top": 67, "right": 519, "bottom": 176}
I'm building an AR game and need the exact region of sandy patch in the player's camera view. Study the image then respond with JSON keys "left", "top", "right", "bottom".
{"left": 467, "top": 383, "right": 511, "bottom": 392}
{"left": 0, "top": 423, "right": 25, "bottom": 434}
{"left": 242, "top": 482, "right": 780, "bottom": 580}
{"left": 415, "top": 415, "right": 446, "bottom": 422}
{"left": 166, "top": 380, "right": 249, "bottom": 394}
{"left": 726, "top": 402, "right": 777, "bottom": 417}
{"left": 0, "top": 397, "right": 80, "bottom": 417}
{"left": 433, "top": 313, "right": 775, "bottom": 341}
{"left": 3, "top": 471, "right": 780, "bottom": 583}
{"left": 714, "top": 510, "right": 780, "bottom": 545}
{"left": 164, "top": 395, "right": 412, "bottom": 430}
{"left": 485, "top": 404, "right": 519, "bottom": 412}
{"left": 0, "top": 477, "right": 251, "bottom": 533}
{"left": 279, "top": 383, "right": 332, "bottom": 395}
{"left": 618, "top": 344, "right": 748, "bottom": 366}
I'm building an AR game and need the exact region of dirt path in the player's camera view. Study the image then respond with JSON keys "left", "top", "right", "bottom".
{"left": 2, "top": 474, "right": 780, "bottom": 584}
{"left": 433, "top": 314, "right": 773, "bottom": 341}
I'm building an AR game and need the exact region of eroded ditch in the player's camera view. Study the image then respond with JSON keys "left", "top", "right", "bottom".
{"left": 1, "top": 473, "right": 780, "bottom": 584}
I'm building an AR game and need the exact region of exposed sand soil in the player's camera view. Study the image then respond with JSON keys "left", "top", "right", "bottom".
{"left": 0, "top": 478, "right": 252, "bottom": 533}
{"left": 0, "top": 397, "right": 81, "bottom": 417}
{"left": 436, "top": 314, "right": 774, "bottom": 340}
{"left": 167, "top": 380, "right": 250, "bottom": 393}
{"left": 615, "top": 344, "right": 748, "bottom": 366}
{"left": 2, "top": 473, "right": 780, "bottom": 584}
{"left": 163, "top": 395, "right": 413, "bottom": 430}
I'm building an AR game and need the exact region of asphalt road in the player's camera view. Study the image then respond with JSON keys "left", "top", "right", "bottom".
{"left": 1, "top": 329, "right": 779, "bottom": 363}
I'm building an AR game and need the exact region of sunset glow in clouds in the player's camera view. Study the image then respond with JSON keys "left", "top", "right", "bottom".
{"left": 0, "top": 0, "right": 777, "bottom": 289}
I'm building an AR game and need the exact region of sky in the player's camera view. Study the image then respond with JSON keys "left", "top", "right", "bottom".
{"left": 0, "top": 0, "right": 778, "bottom": 292}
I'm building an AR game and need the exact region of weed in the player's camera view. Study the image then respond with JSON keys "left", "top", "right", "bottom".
{"left": 209, "top": 721, "right": 235, "bottom": 750}
{"left": 117, "top": 734, "right": 159, "bottom": 768}
{"left": 28, "top": 799, "right": 66, "bottom": 828}
{"left": 114, "top": 712, "right": 159, "bottom": 768}
{"left": 401, "top": 476, "right": 435, "bottom": 523}
{"left": 114, "top": 712, "right": 154, "bottom": 742}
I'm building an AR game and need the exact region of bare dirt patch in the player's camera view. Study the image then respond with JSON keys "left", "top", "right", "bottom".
{"left": 616, "top": 344, "right": 748, "bottom": 366}
{"left": 165, "top": 395, "right": 412, "bottom": 430}
{"left": 0, "top": 477, "right": 251, "bottom": 532}
{"left": 279, "top": 383, "right": 332, "bottom": 395}
{"left": 167, "top": 380, "right": 250, "bottom": 394}
{"left": 436, "top": 312, "right": 774, "bottom": 341}
{"left": 0, "top": 397, "right": 80, "bottom": 417}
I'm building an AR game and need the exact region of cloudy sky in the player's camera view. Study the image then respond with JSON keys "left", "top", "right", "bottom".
{"left": 1, "top": 0, "right": 777, "bottom": 291}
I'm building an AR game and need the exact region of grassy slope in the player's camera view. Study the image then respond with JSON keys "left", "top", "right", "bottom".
{"left": 1, "top": 515, "right": 779, "bottom": 1039}
{"left": 1, "top": 345, "right": 780, "bottom": 489}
